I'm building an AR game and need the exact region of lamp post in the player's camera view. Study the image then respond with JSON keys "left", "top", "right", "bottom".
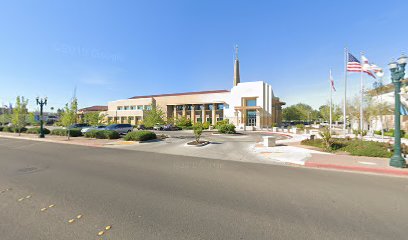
{"left": 388, "top": 54, "right": 407, "bottom": 168}
{"left": 36, "top": 97, "right": 47, "bottom": 138}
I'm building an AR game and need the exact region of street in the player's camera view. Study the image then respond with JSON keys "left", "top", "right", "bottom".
{"left": 0, "top": 137, "right": 407, "bottom": 240}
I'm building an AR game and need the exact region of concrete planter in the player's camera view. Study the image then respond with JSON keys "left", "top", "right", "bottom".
{"left": 262, "top": 136, "right": 276, "bottom": 147}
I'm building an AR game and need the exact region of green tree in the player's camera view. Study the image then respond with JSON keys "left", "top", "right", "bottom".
{"left": 193, "top": 122, "right": 203, "bottom": 143}
{"left": 12, "top": 96, "right": 29, "bottom": 136}
{"left": 318, "top": 103, "right": 342, "bottom": 122}
{"left": 143, "top": 106, "right": 165, "bottom": 128}
{"left": 283, "top": 103, "right": 314, "bottom": 121}
{"left": 175, "top": 116, "right": 192, "bottom": 127}
{"left": 60, "top": 98, "right": 78, "bottom": 140}
{"left": 27, "top": 112, "right": 37, "bottom": 126}
{"left": 83, "top": 112, "right": 104, "bottom": 125}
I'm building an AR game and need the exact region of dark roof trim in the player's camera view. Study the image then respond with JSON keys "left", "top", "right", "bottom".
{"left": 129, "top": 90, "right": 230, "bottom": 99}
{"left": 78, "top": 105, "right": 108, "bottom": 112}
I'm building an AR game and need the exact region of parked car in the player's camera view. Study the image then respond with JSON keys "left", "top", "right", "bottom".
{"left": 136, "top": 124, "right": 146, "bottom": 130}
{"left": 67, "top": 123, "right": 90, "bottom": 130}
{"left": 105, "top": 124, "right": 133, "bottom": 134}
{"left": 153, "top": 124, "right": 164, "bottom": 131}
{"left": 81, "top": 125, "right": 106, "bottom": 134}
{"left": 163, "top": 124, "right": 181, "bottom": 131}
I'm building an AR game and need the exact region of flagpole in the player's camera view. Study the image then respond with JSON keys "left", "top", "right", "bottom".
{"left": 329, "top": 69, "right": 333, "bottom": 132}
{"left": 343, "top": 48, "right": 348, "bottom": 136}
{"left": 360, "top": 52, "right": 364, "bottom": 139}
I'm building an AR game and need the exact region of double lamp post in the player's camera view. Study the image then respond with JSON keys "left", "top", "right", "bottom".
{"left": 389, "top": 54, "right": 407, "bottom": 168}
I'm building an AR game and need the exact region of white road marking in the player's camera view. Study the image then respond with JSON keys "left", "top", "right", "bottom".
{"left": 358, "top": 161, "right": 378, "bottom": 165}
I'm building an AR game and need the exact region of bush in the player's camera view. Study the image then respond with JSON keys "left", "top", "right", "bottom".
{"left": 175, "top": 116, "right": 192, "bottom": 128}
{"left": 2, "top": 126, "right": 13, "bottom": 132}
{"left": 26, "top": 127, "right": 50, "bottom": 134}
{"left": 215, "top": 119, "right": 229, "bottom": 129}
{"left": 50, "top": 128, "right": 82, "bottom": 137}
{"left": 217, "top": 124, "right": 236, "bottom": 134}
{"left": 202, "top": 122, "right": 211, "bottom": 129}
{"left": 343, "top": 141, "right": 393, "bottom": 158}
{"left": 124, "top": 131, "right": 156, "bottom": 141}
{"left": 301, "top": 138, "right": 392, "bottom": 157}
{"left": 295, "top": 124, "right": 305, "bottom": 130}
{"left": 85, "top": 130, "right": 120, "bottom": 139}
{"left": 0, "top": 126, "right": 3, "bottom": 131}
{"left": 384, "top": 129, "right": 405, "bottom": 137}
{"left": 193, "top": 123, "right": 203, "bottom": 142}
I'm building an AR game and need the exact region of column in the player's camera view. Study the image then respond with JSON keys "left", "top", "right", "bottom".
{"left": 212, "top": 103, "right": 216, "bottom": 125}
{"left": 201, "top": 104, "right": 205, "bottom": 123}
{"left": 173, "top": 106, "right": 177, "bottom": 121}
{"left": 182, "top": 105, "right": 186, "bottom": 117}
{"left": 191, "top": 105, "right": 196, "bottom": 124}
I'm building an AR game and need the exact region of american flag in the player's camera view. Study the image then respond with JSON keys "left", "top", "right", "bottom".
{"left": 347, "top": 53, "right": 376, "bottom": 78}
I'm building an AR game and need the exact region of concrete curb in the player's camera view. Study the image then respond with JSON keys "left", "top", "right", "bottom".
{"left": 305, "top": 162, "right": 408, "bottom": 177}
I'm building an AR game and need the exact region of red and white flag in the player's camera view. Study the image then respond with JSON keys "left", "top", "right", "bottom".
{"left": 330, "top": 69, "right": 336, "bottom": 92}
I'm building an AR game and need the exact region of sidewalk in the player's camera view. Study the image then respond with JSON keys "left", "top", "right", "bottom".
{"left": 305, "top": 153, "right": 408, "bottom": 177}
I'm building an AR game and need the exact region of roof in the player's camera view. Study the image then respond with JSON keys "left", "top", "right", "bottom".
{"left": 367, "top": 78, "right": 408, "bottom": 96}
{"left": 78, "top": 105, "right": 108, "bottom": 112}
{"left": 129, "top": 90, "right": 230, "bottom": 99}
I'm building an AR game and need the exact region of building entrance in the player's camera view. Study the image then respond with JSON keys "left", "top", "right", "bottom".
{"left": 247, "top": 110, "right": 256, "bottom": 126}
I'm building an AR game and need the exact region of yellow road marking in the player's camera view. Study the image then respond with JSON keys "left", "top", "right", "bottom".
{"left": 68, "top": 219, "right": 75, "bottom": 223}
{"left": 105, "top": 225, "right": 112, "bottom": 230}
{"left": 25, "top": 195, "right": 31, "bottom": 199}
{"left": 76, "top": 215, "right": 82, "bottom": 219}
{"left": 40, "top": 208, "right": 47, "bottom": 212}
{"left": 48, "top": 204, "right": 55, "bottom": 208}
{"left": 17, "top": 198, "right": 24, "bottom": 202}
{"left": 98, "top": 231, "right": 104, "bottom": 236}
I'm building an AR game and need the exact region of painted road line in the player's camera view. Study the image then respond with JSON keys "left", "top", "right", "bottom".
{"left": 97, "top": 225, "right": 112, "bottom": 236}
{"left": 68, "top": 214, "right": 83, "bottom": 223}
{"left": 358, "top": 161, "right": 378, "bottom": 165}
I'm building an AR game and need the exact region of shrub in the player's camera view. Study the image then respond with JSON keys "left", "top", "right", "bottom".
{"left": 2, "top": 126, "right": 13, "bottom": 132}
{"left": 215, "top": 119, "right": 229, "bottom": 129}
{"left": 26, "top": 127, "right": 50, "bottom": 134}
{"left": 0, "top": 126, "right": 3, "bottom": 132}
{"left": 124, "top": 131, "right": 156, "bottom": 141}
{"left": 343, "top": 141, "right": 393, "bottom": 158}
{"left": 50, "top": 128, "right": 82, "bottom": 137}
{"left": 374, "top": 130, "right": 382, "bottom": 135}
{"left": 101, "top": 130, "right": 120, "bottom": 139}
{"left": 295, "top": 124, "right": 305, "bottom": 130}
{"left": 202, "top": 122, "right": 211, "bottom": 129}
{"left": 175, "top": 116, "right": 192, "bottom": 128}
{"left": 218, "top": 124, "right": 236, "bottom": 134}
{"left": 193, "top": 123, "right": 203, "bottom": 142}
{"left": 384, "top": 129, "right": 405, "bottom": 137}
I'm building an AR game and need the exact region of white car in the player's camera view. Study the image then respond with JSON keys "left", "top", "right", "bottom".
{"left": 81, "top": 125, "right": 106, "bottom": 133}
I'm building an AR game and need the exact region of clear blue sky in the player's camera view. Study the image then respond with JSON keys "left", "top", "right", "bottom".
{"left": 0, "top": 0, "right": 407, "bottom": 111}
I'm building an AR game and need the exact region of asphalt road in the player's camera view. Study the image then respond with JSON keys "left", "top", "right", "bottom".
{"left": 0, "top": 137, "right": 407, "bottom": 240}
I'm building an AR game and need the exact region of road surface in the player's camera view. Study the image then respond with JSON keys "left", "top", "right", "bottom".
{"left": 0, "top": 137, "right": 407, "bottom": 240}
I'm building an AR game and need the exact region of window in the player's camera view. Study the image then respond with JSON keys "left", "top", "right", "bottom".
{"left": 124, "top": 106, "right": 129, "bottom": 110}
{"left": 208, "top": 104, "right": 213, "bottom": 110}
{"left": 130, "top": 106, "right": 136, "bottom": 110}
{"left": 217, "top": 117, "right": 223, "bottom": 121}
{"left": 217, "top": 104, "right": 224, "bottom": 110}
{"left": 224, "top": 104, "right": 229, "bottom": 109}
{"left": 137, "top": 105, "right": 143, "bottom": 110}
{"left": 199, "top": 105, "right": 204, "bottom": 110}
{"left": 185, "top": 105, "right": 192, "bottom": 110}
{"left": 246, "top": 99, "right": 256, "bottom": 107}
{"left": 196, "top": 118, "right": 202, "bottom": 123}
{"left": 206, "top": 118, "right": 212, "bottom": 122}
{"left": 176, "top": 105, "right": 183, "bottom": 111}
{"left": 117, "top": 106, "right": 123, "bottom": 110}
{"left": 145, "top": 105, "right": 152, "bottom": 110}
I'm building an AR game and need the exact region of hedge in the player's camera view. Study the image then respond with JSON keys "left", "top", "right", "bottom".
{"left": 26, "top": 127, "right": 50, "bottom": 134}
{"left": 124, "top": 131, "right": 156, "bottom": 141}
{"left": 2, "top": 126, "right": 27, "bottom": 133}
{"left": 301, "top": 138, "right": 392, "bottom": 158}
{"left": 217, "top": 124, "right": 236, "bottom": 134}
{"left": 50, "top": 128, "right": 82, "bottom": 137}
{"left": 84, "top": 130, "right": 120, "bottom": 139}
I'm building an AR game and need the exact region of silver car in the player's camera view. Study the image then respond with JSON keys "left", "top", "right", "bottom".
{"left": 81, "top": 125, "right": 106, "bottom": 134}
{"left": 105, "top": 124, "right": 133, "bottom": 134}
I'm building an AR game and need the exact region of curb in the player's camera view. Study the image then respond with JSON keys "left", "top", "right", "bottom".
{"left": 305, "top": 162, "right": 408, "bottom": 176}
{"left": 0, "top": 135, "right": 103, "bottom": 148}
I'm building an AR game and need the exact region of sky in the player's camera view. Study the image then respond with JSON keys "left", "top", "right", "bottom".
{"left": 0, "top": 0, "right": 407, "bottom": 111}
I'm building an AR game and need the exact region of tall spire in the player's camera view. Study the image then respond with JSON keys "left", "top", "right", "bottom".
{"left": 233, "top": 44, "right": 240, "bottom": 86}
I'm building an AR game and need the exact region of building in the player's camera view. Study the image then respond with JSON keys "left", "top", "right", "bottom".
{"left": 104, "top": 48, "right": 285, "bottom": 130}
{"left": 367, "top": 78, "right": 408, "bottom": 131}
{"left": 77, "top": 105, "right": 108, "bottom": 122}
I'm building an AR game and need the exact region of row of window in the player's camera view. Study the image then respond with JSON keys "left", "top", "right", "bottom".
{"left": 117, "top": 105, "right": 152, "bottom": 111}
{"left": 175, "top": 104, "right": 228, "bottom": 111}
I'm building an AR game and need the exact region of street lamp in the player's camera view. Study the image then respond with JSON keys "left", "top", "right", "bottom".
{"left": 36, "top": 97, "right": 47, "bottom": 138}
{"left": 388, "top": 54, "right": 407, "bottom": 168}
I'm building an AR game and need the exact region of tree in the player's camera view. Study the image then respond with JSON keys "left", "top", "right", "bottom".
{"left": 283, "top": 103, "right": 314, "bottom": 121}
{"left": 60, "top": 98, "right": 78, "bottom": 140}
{"left": 12, "top": 96, "right": 29, "bottom": 136}
{"left": 83, "top": 112, "right": 104, "bottom": 125}
{"left": 143, "top": 106, "right": 165, "bottom": 128}
{"left": 27, "top": 112, "right": 37, "bottom": 126}
{"left": 318, "top": 103, "right": 342, "bottom": 122}
{"left": 193, "top": 122, "right": 203, "bottom": 143}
